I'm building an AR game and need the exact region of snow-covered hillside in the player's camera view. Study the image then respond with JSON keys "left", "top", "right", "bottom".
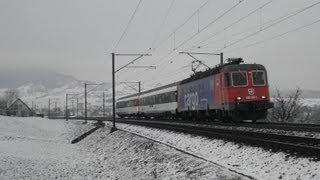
{"left": 0, "top": 69, "right": 141, "bottom": 115}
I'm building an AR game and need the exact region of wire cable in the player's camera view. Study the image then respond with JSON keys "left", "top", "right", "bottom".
{"left": 150, "top": 0, "right": 176, "bottom": 50}
{"left": 153, "top": 0, "right": 210, "bottom": 51}
{"left": 112, "top": 0, "right": 143, "bottom": 52}
{"left": 213, "top": 1, "right": 320, "bottom": 53}
{"left": 174, "top": 0, "right": 245, "bottom": 51}
{"left": 226, "top": 17, "right": 320, "bottom": 53}
{"left": 187, "top": 0, "right": 272, "bottom": 51}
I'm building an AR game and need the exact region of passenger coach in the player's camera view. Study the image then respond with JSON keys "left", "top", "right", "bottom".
{"left": 116, "top": 82, "right": 178, "bottom": 118}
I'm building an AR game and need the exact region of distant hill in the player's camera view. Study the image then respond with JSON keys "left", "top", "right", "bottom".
{"left": 0, "top": 68, "right": 82, "bottom": 89}
{"left": 0, "top": 68, "right": 138, "bottom": 114}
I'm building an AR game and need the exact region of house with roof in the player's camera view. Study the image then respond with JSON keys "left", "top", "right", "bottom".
{"left": 6, "top": 98, "right": 33, "bottom": 117}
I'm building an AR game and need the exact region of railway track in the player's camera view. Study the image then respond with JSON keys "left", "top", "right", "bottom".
{"left": 115, "top": 119, "right": 320, "bottom": 159}
{"left": 63, "top": 117, "right": 320, "bottom": 159}
{"left": 66, "top": 116, "right": 320, "bottom": 133}
{"left": 57, "top": 116, "right": 320, "bottom": 158}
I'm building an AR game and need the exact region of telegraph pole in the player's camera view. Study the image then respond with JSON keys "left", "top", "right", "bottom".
{"left": 111, "top": 53, "right": 152, "bottom": 133}
{"left": 32, "top": 101, "right": 34, "bottom": 116}
{"left": 55, "top": 102, "right": 57, "bottom": 117}
{"left": 65, "top": 94, "right": 68, "bottom": 121}
{"left": 71, "top": 100, "right": 74, "bottom": 116}
{"left": 111, "top": 53, "right": 116, "bottom": 132}
{"left": 139, "top": 81, "right": 141, "bottom": 94}
{"left": 84, "top": 83, "right": 87, "bottom": 124}
{"left": 76, "top": 98, "right": 79, "bottom": 117}
{"left": 103, "top": 92, "right": 106, "bottom": 117}
{"left": 48, "top": 98, "right": 51, "bottom": 119}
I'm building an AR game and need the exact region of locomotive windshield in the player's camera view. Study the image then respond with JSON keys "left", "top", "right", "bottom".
{"left": 252, "top": 71, "right": 266, "bottom": 86}
{"left": 231, "top": 71, "right": 247, "bottom": 86}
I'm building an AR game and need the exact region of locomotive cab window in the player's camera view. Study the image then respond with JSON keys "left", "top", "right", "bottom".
{"left": 224, "top": 73, "right": 231, "bottom": 87}
{"left": 252, "top": 71, "right": 266, "bottom": 86}
{"left": 231, "top": 71, "right": 247, "bottom": 86}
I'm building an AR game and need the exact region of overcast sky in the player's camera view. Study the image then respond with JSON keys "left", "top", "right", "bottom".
{"left": 1, "top": 0, "right": 320, "bottom": 90}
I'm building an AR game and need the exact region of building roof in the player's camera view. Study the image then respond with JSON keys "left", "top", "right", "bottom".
{"left": 7, "top": 98, "right": 32, "bottom": 112}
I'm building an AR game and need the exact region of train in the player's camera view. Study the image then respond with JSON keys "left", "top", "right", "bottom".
{"left": 116, "top": 58, "right": 273, "bottom": 122}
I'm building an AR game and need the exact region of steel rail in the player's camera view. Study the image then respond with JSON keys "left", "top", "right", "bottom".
{"left": 118, "top": 119, "right": 320, "bottom": 159}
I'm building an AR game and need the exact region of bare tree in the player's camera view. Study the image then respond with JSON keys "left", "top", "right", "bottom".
{"left": 0, "top": 97, "right": 6, "bottom": 115}
{"left": 269, "top": 87, "right": 302, "bottom": 123}
{"left": 3, "top": 89, "right": 20, "bottom": 107}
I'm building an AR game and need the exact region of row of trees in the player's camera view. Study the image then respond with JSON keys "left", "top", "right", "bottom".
{"left": 267, "top": 87, "right": 320, "bottom": 124}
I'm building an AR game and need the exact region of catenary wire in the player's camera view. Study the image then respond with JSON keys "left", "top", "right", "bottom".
{"left": 225, "top": 17, "right": 320, "bottom": 53}
{"left": 150, "top": 0, "right": 176, "bottom": 50}
{"left": 112, "top": 0, "right": 143, "bottom": 52}
{"left": 153, "top": 0, "right": 210, "bottom": 51}
{"left": 212, "top": 1, "right": 320, "bottom": 53}
{"left": 173, "top": 0, "right": 245, "bottom": 51}
{"left": 186, "top": 0, "right": 272, "bottom": 51}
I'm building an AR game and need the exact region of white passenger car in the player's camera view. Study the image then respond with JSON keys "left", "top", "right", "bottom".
{"left": 116, "top": 82, "right": 179, "bottom": 118}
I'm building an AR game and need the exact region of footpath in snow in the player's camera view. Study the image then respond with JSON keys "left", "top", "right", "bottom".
{"left": 0, "top": 116, "right": 248, "bottom": 179}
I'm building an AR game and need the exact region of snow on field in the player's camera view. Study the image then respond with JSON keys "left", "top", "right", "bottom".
{"left": 302, "top": 98, "right": 320, "bottom": 107}
{"left": 0, "top": 116, "right": 248, "bottom": 179}
{"left": 114, "top": 122, "right": 320, "bottom": 180}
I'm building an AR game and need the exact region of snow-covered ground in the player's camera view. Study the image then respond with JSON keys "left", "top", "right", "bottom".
{"left": 114, "top": 122, "right": 320, "bottom": 180}
{"left": 1, "top": 115, "right": 319, "bottom": 179}
{"left": 302, "top": 98, "right": 320, "bottom": 107}
{"left": 0, "top": 116, "right": 248, "bottom": 179}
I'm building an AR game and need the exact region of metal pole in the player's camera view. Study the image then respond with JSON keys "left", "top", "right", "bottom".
{"left": 71, "top": 100, "right": 74, "bottom": 116}
{"left": 32, "top": 101, "right": 34, "bottom": 116}
{"left": 66, "top": 94, "right": 68, "bottom": 121}
{"left": 76, "top": 98, "right": 78, "bottom": 117}
{"left": 85, "top": 83, "right": 87, "bottom": 123}
{"left": 103, "top": 92, "right": 105, "bottom": 117}
{"left": 55, "top": 102, "right": 57, "bottom": 118}
{"left": 138, "top": 81, "right": 141, "bottom": 117}
{"left": 138, "top": 81, "right": 141, "bottom": 94}
{"left": 220, "top": 52, "right": 224, "bottom": 65}
{"left": 48, "top": 98, "right": 51, "bottom": 119}
{"left": 111, "top": 53, "right": 116, "bottom": 131}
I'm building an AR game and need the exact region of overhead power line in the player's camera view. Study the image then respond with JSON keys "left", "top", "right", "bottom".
{"left": 174, "top": 0, "right": 245, "bottom": 51}
{"left": 190, "top": 0, "right": 272, "bottom": 50}
{"left": 153, "top": 0, "right": 210, "bottom": 51}
{"left": 112, "top": 0, "right": 143, "bottom": 52}
{"left": 226, "top": 17, "right": 320, "bottom": 53}
{"left": 150, "top": 0, "right": 176, "bottom": 50}
{"left": 213, "top": 1, "right": 320, "bottom": 53}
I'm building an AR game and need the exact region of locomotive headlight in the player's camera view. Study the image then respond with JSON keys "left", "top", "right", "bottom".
{"left": 262, "top": 96, "right": 266, "bottom": 99}
{"left": 236, "top": 96, "right": 241, "bottom": 101}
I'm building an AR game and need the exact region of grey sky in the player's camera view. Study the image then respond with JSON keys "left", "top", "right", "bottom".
{"left": 1, "top": 0, "right": 320, "bottom": 90}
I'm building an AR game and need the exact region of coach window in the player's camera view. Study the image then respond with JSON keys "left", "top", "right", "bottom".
{"left": 146, "top": 96, "right": 150, "bottom": 105}
{"left": 252, "top": 71, "right": 266, "bottom": 86}
{"left": 231, "top": 71, "right": 248, "bottom": 86}
{"left": 158, "top": 94, "right": 162, "bottom": 104}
